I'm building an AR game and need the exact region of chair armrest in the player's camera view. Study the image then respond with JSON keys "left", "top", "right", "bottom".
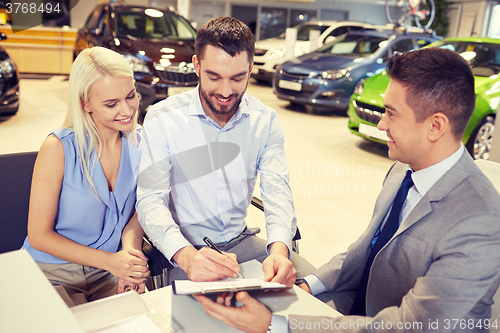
{"left": 142, "top": 237, "right": 173, "bottom": 277}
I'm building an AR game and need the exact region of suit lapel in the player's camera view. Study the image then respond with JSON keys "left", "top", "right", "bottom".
{"left": 332, "top": 164, "right": 408, "bottom": 289}
{"left": 392, "top": 152, "right": 473, "bottom": 240}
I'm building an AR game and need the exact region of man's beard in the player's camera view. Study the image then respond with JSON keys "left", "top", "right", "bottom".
{"left": 199, "top": 80, "right": 247, "bottom": 116}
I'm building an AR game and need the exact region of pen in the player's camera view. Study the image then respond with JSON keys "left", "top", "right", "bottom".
{"left": 203, "top": 236, "right": 244, "bottom": 278}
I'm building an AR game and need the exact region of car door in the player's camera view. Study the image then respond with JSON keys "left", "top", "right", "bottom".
{"left": 74, "top": 6, "right": 110, "bottom": 55}
{"left": 322, "top": 25, "right": 366, "bottom": 45}
{"left": 75, "top": 6, "right": 102, "bottom": 55}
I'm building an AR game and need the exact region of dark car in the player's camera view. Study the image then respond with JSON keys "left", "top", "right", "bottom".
{"left": 0, "top": 33, "right": 20, "bottom": 117}
{"left": 272, "top": 28, "right": 441, "bottom": 114}
{"left": 74, "top": 4, "right": 198, "bottom": 117}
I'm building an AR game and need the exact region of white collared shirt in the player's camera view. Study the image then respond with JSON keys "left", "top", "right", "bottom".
{"left": 136, "top": 86, "right": 296, "bottom": 263}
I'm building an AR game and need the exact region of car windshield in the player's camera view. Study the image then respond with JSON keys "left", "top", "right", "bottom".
{"left": 277, "top": 24, "right": 330, "bottom": 41}
{"left": 316, "top": 34, "right": 387, "bottom": 57}
{"left": 115, "top": 8, "right": 196, "bottom": 40}
{"left": 434, "top": 41, "right": 500, "bottom": 77}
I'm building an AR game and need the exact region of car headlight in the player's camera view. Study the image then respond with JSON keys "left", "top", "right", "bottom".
{"left": 269, "top": 48, "right": 286, "bottom": 59}
{"left": 354, "top": 78, "right": 366, "bottom": 96}
{"left": 124, "top": 54, "right": 152, "bottom": 74}
{"left": 318, "top": 69, "right": 348, "bottom": 80}
{"left": 0, "top": 58, "right": 15, "bottom": 75}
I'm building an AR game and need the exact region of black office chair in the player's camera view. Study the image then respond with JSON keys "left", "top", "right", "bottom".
{"left": 143, "top": 196, "right": 302, "bottom": 290}
{"left": 0, "top": 151, "right": 38, "bottom": 254}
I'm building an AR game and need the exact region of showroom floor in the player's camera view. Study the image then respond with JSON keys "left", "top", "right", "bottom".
{"left": 0, "top": 75, "right": 395, "bottom": 269}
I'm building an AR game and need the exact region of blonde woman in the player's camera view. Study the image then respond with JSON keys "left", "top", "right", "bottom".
{"left": 22, "top": 47, "right": 149, "bottom": 307}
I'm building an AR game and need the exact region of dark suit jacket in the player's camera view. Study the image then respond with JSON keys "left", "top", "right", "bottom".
{"left": 290, "top": 152, "right": 500, "bottom": 332}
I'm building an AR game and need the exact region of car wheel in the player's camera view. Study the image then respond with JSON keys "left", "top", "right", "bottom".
{"left": 466, "top": 115, "right": 495, "bottom": 160}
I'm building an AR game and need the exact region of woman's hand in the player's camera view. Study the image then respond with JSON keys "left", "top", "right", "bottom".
{"left": 107, "top": 248, "right": 150, "bottom": 284}
{"left": 117, "top": 278, "right": 146, "bottom": 294}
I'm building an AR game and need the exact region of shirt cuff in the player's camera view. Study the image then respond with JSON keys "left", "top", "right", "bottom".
{"left": 266, "top": 231, "right": 293, "bottom": 259}
{"left": 270, "top": 314, "right": 288, "bottom": 332}
{"left": 304, "top": 274, "right": 326, "bottom": 296}
{"left": 158, "top": 230, "right": 193, "bottom": 266}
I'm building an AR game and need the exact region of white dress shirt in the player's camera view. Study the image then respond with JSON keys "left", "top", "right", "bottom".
{"left": 136, "top": 86, "right": 296, "bottom": 263}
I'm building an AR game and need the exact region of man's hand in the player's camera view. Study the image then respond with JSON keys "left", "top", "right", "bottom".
{"left": 262, "top": 242, "right": 296, "bottom": 288}
{"left": 173, "top": 246, "right": 241, "bottom": 281}
{"left": 194, "top": 291, "right": 271, "bottom": 333}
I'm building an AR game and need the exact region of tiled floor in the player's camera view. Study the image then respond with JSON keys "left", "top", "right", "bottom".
{"left": 0, "top": 76, "right": 395, "bottom": 269}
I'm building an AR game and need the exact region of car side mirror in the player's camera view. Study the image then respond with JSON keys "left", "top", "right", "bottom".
{"left": 0, "top": 33, "right": 7, "bottom": 41}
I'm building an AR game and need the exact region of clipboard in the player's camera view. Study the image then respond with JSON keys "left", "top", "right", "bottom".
{"left": 172, "top": 278, "right": 287, "bottom": 295}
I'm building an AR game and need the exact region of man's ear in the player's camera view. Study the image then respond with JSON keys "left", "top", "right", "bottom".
{"left": 248, "top": 61, "right": 253, "bottom": 78}
{"left": 428, "top": 112, "right": 449, "bottom": 142}
{"left": 193, "top": 54, "right": 200, "bottom": 77}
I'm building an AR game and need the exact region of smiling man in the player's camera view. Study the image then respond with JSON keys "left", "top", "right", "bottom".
{"left": 136, "top": 17, "right": 315, "bottom": 288}
{"left": 195, "top": 48, "right": 500, "bottom": 332}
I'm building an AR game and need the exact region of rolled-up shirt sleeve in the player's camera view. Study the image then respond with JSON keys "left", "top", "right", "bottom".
{"left": 136, "top": 108, "right": 191, "bottom": 263}
{"left": 258, "top": 111, "right": 296, "bottom": 257}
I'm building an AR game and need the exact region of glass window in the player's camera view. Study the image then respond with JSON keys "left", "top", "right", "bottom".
{"left": 290, "top": 9, "right": 317, "bottom": 28}
{"left": 488, "top": 5, "right": 500, "bottom": 38}
{"left": 259, "top": 7, "right": 288, "bottom": 40}
{"left": 85, "top": 6, "right": 103, "bottom": 29}
{"left": 431, "top": 40, "right": 500, "bottom": 76}
{"left": 391, "top": 38, "right": 415, "bottom": 53}
{"left": 114, "top": 8, "right": 196, "bottom": 40}
{"left": 295, "top": 24, "right": 329, "bottom": 41}
{"left": 317, "top": 34, "right": 387, "bottom": 57}
{"left": 327, "top": 26, "right": 348, "bottom": 38}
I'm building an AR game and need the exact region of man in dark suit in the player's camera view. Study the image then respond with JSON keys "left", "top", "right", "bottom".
{"left": 194, "top": 47, "right": 500, "bottom": 332}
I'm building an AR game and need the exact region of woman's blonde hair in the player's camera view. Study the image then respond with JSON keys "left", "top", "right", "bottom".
{"left": 63, "top": 46, "right": 138, "bottom": 198}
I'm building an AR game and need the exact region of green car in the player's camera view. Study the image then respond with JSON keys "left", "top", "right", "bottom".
{"left": 347, "top": 37, "right": 500, "bottom": 160}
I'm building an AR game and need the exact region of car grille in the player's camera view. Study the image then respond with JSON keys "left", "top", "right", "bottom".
{"left": 157, "top": 70, "right": 198, "bottom": 84}
{"left": 354, "top": 100, "right": 385, "bottom": 124}
{"left": 156, "top": 64, "right": 198, "bottom": 85}
{"left": 255, "top": 49, "right": 267, "bottom": 56}
{"left": 280, "top": 70, "right": 309, "bottom": 80}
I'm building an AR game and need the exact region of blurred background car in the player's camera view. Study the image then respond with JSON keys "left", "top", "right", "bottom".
{"left": 0, "top": 32, "right": 19, "bottom": 117}
{"left": 347, "top": 37, "right": 500, "bottom": 160}
{"left": 252, "top": 20, "right": 377, "bottom": 84}
{"left": 74, "top": 3, "right": 198, "bottom": 120}
{"left": 273, "top": 28, "right": 440, "bottom": 115}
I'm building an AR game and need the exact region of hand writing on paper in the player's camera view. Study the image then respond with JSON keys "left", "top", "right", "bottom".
{"left": 194, "top": 291, "right": 271, "bottom": 333}
{"left": 174, "top": 246, "right": 241, "bottom": 282}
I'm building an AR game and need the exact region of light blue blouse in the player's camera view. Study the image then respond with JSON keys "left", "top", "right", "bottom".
{"left": 22, "top": 127, "right": 141, "bottom": 264}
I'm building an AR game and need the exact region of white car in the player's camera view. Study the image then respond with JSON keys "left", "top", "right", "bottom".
{"left": 252, "top": 21, "right": 377, "bottom": 83}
